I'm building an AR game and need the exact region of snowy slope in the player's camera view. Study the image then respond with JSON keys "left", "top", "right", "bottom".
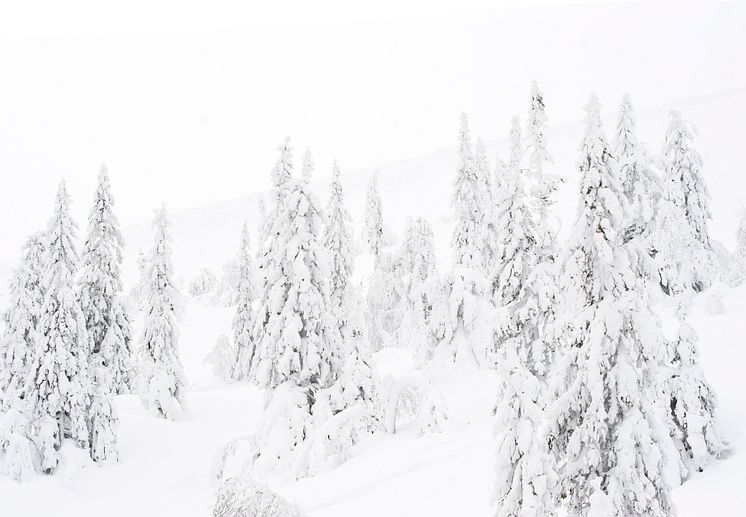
{"left": 2, "top": 87, "right": 746, "bottom": 516}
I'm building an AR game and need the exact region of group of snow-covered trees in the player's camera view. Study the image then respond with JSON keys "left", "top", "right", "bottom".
{"left": 0, "top": 166, "right": 186, "bottom": 480}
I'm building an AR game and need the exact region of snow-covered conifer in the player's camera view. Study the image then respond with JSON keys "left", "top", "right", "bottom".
{"left": 271, "top": 137, "right": 294, "bottom": 204}
{"left": 206, "top": 334, "right": 236, "bottom": 382}
{"left": 301, "top": 148, "right": 314, "bottom": 185}
{"left": 79, "top": 165, "right": 132, "bottom": 394}
{"left": 451, "top": 113, "right": 485, "bottom": 271}
{"left": 100, "top": 298, "right": 133, "bottom": 394}
{"left": 0, "top": 233, "right": 45, "bottom": 409}
{"left": 526, "top": 80, "right": 552, "bottom": 180}
{"left": 252, "top": 179, "right": 340, "bottom": 390}
{"left": 474, "top": 138, "right": 494, "bottom": 205}
{"left": 507, "top": 116, "right": 523, "bottom": 175}
{"left": 324, "top": 162, "right": 355, "bottom": 309}
{"left": 232, "top": 222, "right": 257, "bottom": 381}
{"left": 366, "top": 253, "right": 405, "bottom": 351}
{"left": 26, "top": 182, "right": 90, "bottom": 472}
{"left": 138, "top": 207, "right": 186, "bottom": 419}
{"left": 550, "top": 96, "right": 674, "bottom": 516}
{"left": 88, "top": 354, "right": 118, "bottom": 462}
{"left": 364, "top": 172, "right": 385, "bottom": 263}
{"left": 493, "top": 344, "right": 557, "bottom": 517}
{"left": 665, "top": 302, "right": 726, "bottom": 473}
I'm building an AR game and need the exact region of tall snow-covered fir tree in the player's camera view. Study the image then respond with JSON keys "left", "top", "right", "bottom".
{"left": 138, "top": 207, "right": 186, "bottom": 419}
{"left": 550, "top": 95, "right": 675, "bottom": 516}
{"left": 324, "top": 162, "right": 355, "bottom": 310}
{"left": 79, "top": 165, "right": 132, "bottom": 394}
{"left": 0, "top": 233, "right": 45, "bottom": 410}
{"left": 665, "top": 301, "right": 726, "bottom": 474}
{"left": 475, "top": 137, "right": 500, "bottom": 271}
{"left": 231, "top": 222, "right": 257, "bottom": 381}
{"left": 526, "top": 80, "right": 552, "bottom": 180}
{"left": 661, "top": 110, "right": 712, "bottom": 290}
{"left": 25, "top": 182, "right": 91, "bottom": 472}
{"left": 364, "top": 172, "right": 385, "bottom": 263}
{"left": 252, "top": 178, "right": 340, "bottom": 390}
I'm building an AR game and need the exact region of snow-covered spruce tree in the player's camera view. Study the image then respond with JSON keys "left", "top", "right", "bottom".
{"left": 435, "top": 114, "right": 492, "bottom": 366}
{"left": 493, "top": 343, "right": 557, "bottom": 517}
{"left": 0, "top": 233, "right": 45, "bottom": 409}
{"left": 26, "top": 181, "right": 91, "bottom": 472}
{"left": 252, "top": 178, "right": 340, "bottom": 390}
{"left": 526, "top": 80, "right": 552, "bottom": 180}
{"left": 475, "top": 137, "right": 495, "bottom": 208}
{"left": 271, "top": 136, "right": 294, "bottom": 205}
{"left": 491, "top": 136, "right": 536, "bottom": 308}
{"left": 79, "top": 165, "right": 132, "bottom": 394}
{"left": 661, "top": 110, "right": 712, "bottom": 290}
{"left": 451, "top": 113, "right": 486, "bottom": 271}
{"left": 507, "top": 115, "right": 523, "bottom": 176}
{"left": 614, "top": 94, "right": 659, "bottom": 226}
{"left": 323, "top": 161, "right": 355, "bottom": 310}
{"left": 397, "top": 217, "right": 440, "bottom": 360}
{"left": 366, "top": 252, "right": 405, "bottom": 351}
{"left": 550, "top": 95, "right": 675, "bottom": 516}
{"left": 99, "top": 298, "right": 133, "bottom": 395}
{"left": 301, "top": 148, "right": 314, "bottom": 185}
{"left": 232, "top": 222, "right": 257, "bottom": 381}
{"left": 138, "top": 207, "right": 186, "bottom": 419}
{"left": 476, "top": 137, "right": 500, "bottom": 271}
{"left": 364, "top": 172, "right": 385, "bottom": 264}
{"left": 665, "top": 302, "right": 726, "bottom": 474}
{"left": 88, "top": 352, "right": 118, "bottom": 462}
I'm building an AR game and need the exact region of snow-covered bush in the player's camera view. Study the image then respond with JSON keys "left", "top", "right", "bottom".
{"left": 379, "top": 373, "right": 448, "bottom": 435}
{"left": 205, "top": 334, "right": 236, "bottom": 382}
{"left": 213, "top": 477, "right": 306, "bottom": 517}
{"left": 189, "top": 268, "right": 219, "bottom": 297}
{"left": 0, "top": 408, "right": 35, "bottom": 482}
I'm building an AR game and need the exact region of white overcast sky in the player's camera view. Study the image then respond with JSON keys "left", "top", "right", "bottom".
{"left": 0, "top": 0, "right": 744, "bottom": 261}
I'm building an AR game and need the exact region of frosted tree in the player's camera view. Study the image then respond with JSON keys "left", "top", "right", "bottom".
{"left": 79, "top": 165, "right": 132, "bottom": 394}
{"left": 0, "top": 233, "right": 45, "bottom": 409}
{"left": 301, "top": 148, "right": 314, "bottom": 185}
{"left": 323, "top": 162, "right": 355, "bottom": 309}
{"left": 232, "top": 222, "right": 257, "bottom": 381}
{"left": 550, "top": 96, "right": 674, "bottom": 516}
{"left": 491, "top": 140, "right": 536, "bottom": 308}
{"left": 474, "top": 138, "right": 494, "bottom": 207}
{"left": 366, "top": 252, "right": 405, "bottom": 351}
{"left": 364, "top": 172, "right": 385, "bottom": 263}
{"left": 99, "top": 298, "right": 133, "bottom": 394}
{"left": 493, "top": 345, "right": 557, "bottom": 517}
{"left": 507, "top": 116, "right": 523, "bottom": 175}
{"left": 665, "top": 302, "right": 726, "bottom": 474}
{"left": 271, "top": 136, "right": 294, "bottom": 205}
{"left": 613, "top": 95, "right": 660, "bottom": 248}
{"left": 526, "top": 80, "right": 552, "bottom": 180}
{"left": 257, "top": 195, "right": 270, "bottom": 247}
{"left": 661, "top": 110, "right": 712, "bottom": 289}
{"left": 26, "top": 182, "right": 90, "bottom": 472}
{"left": 138, "top": 207, "right": 186, "bottom": 419}
{"left": 252, "top": 179, "right": 340, "bottom": 390}
{"left": 88, "top": 353, "right": 118, "bottom": 462}
{"left": 451, "top": 113, "right": 486, "bottom": 271}
{"left": 398, "top": 217, "right": 440, "bottom": 360}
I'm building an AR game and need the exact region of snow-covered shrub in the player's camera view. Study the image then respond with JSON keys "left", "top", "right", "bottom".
{"left": 379, "top": 374, "right": 448, "bottom": 435}
{"left": 711, "top": 239, "right": 741, "bottom": 287}
{"left": 0, "top": 408, "right": 35, "bottom": 482}
{"left": 205, "top": 334, "right": 236, "bottom": 381}
{"left": 213, "top": 477, "right": 306, "bottom": 517}
{"left": 189, "top": 268, "right": 219, "bottom": 297}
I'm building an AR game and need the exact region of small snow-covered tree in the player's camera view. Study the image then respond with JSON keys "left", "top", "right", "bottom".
{"left": 452, "top": 113, "right": 486, "bottom": 272}
{"left": 206, "top": 334, "right": 236, "bottom": 382}
{"left": 613, "top": 95, "right": 660, "bottom": 236}
{"left": 0, "top": 408, "right": 35, "bottom": 482}
{"left": 138, "top": 207, "right": 186, "bottom": 419}
{"left": 493, "top": 344, "right": 557, "bottom": 517}
{"left": 324, "top": 162, "right": 355, "bottom": 309}
{"left": 665, "top": 302, "right": 726, "bottom": 474}
{"left": 734, "top": 209, "right": 746, "bottom": 280}
{"left": 232, "top": 222, "right": 257, "bottom": 381}
{"left": 0, "top": 233, "right": 45, "bottom": 409}
{"left": 301, "top": 148, "right": 314, "bottom": 185}
{"left": 550, "top": 96, "right": 675, "bottom": 516}
{"left": 507, "top": 115, "right": 523, "bottom": 175}
{"left": 252, "top": 179, "right": 340, "bottom": 390}
{"left": 271, "top": 136, "right": 294, "bottom": 205}
{"left": 526, "top": 80, "right": 552, "bottom": 180}
{"left": 364, "top": 172, "right": 385, "bottom": 263}
{"left": 26, "top": 181, "right": 90, "bottom": 472}
{"left": 475, "top": 137, "right": 494, "bottom": 207}
{"left": 88, "top": 354, "right": 118, "bottom": 462}
{"left": 366, "top": 252, "right": 405, "bottom": 351}
{"left": 398, "top": 217, "right": 440, "bottom": 360}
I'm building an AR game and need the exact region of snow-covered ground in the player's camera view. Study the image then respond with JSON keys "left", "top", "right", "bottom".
{"left": 2, "top": 87, "right": 745, "bottom": 515}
